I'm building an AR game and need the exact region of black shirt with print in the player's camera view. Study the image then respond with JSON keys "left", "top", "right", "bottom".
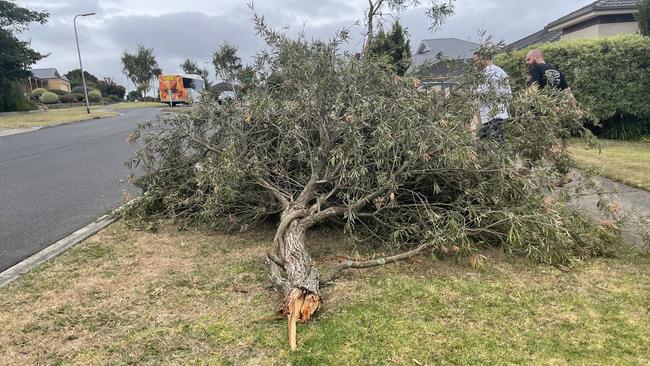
{"left": 527, "top": 63, "right": 568, "bottom": 91}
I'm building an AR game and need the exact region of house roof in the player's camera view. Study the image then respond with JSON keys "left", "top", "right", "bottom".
{"left": 416, "top": 38, "right": 480, "bottom": 59}
{"left": 507, "top": 28, "right": 562, "bottom": 51}
{"left": 548, "top": 0, "right": 639, "bottom": 29}
{"left": 30, "top": 68, "right": 69, "bottom": 81}
{"left": 411, "top": 38, "right": 479, "bottom": 69}
{"left": 507, "top": 0, "right": 638, "bottom": 50}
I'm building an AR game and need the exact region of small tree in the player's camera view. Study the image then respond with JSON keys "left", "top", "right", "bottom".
{"left": 121, "top": 45, "right": 159, "bottom": 98}
{"left": 369, "top": 20, "right": 412, "bottom": 75}
{"left": 212, "top": 42, "right": 243, "bottom": 99}
{"left": 363, "top": 0, "right": 454, "bottom": 57}
{"left": 97, "top": 77, "right": 126, "bottom": 99}
{"left": 127, "top": 14, "right": 615, "bottom": 351}
{"left": 638, "top": 0, "right": 650, "bottom": 36}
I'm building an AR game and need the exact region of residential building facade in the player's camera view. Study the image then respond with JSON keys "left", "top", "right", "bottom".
{"left": 509, "top": 0, "right": 640, "bottom": 50}
{"left": 26, "top": 68, "right": 72, "bottom": 94}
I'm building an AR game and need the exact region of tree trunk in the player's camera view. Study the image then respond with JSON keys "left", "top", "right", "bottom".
{"left": 363, "top": 2, "right": 375, "bottom": 58}
{"left": 269, "top": 208, "right": 322, "bottom": 351}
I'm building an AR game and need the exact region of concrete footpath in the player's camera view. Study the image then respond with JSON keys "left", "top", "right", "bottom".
{"left": 564, "top": 170, "right": 649, "bottom": 246}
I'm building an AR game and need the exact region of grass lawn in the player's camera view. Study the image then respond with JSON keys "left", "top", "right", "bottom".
{"left": 570, "top": 139, "right": 650, "bottom": 191}
{"left": 1, "top": 223, "right": 648, "bottom": 365}
{"left": 112, "top": 102, "right": 168, "bottom": 110}
{"left": 0, "top": 107, "right": 116, "bottom": 129}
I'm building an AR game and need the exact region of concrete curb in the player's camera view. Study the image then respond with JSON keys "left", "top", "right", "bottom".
{"left": 0, "top": 198, "right": 139, "bottom": 288}
{"left": 0, "top": 110, "right": 129, "bottom": 138}
{"left": 0, "top": 217, "right": 116, "bottom": 288}
{"left": 0, "top": 127, "right": 42, "bottom": 137}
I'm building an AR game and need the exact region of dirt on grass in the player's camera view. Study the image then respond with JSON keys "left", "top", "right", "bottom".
{"left": 0, "top": 223, "right": 648, "bottom": 365}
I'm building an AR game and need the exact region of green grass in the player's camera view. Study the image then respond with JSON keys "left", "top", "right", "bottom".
{"left": 0, "top": 223, "right": 648, "bottom": 365}
{"left": 0, "top": 107, "right": 117, "bottom": 129}
{"left": 570, "top": 139, "right": 650, "bottom": 191}
{"left": 111, "top": 102, "right": 167, "bottom": 110}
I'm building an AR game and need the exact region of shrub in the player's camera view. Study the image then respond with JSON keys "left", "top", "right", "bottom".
{"left": 107, "top": 95, "right": 120, "bottom": 102}
{"left": 71, "top": 86, "right": 86, "bottom": 94}
{"left": 88, "top": 90, "right": 102, "bottom": 102}
{"left": 496, "top": 35, "right": 650, "bottom": 136}
{"left": 47, "top": 88, "right": 68, "bottom": 96}
{"left": 31, "top": 88, "right": 47, "bottom": 98}
{"left": 39, "top": 91, "right": 59, "bottom": 104}
{"left": 59, "top": 94, "right": 77, "bottom": 103}
{"left": 70, "top": 92, "right": 85, "bottom": 101}
{"left": 127, "top": 91, "right": 140, "bottom": 102}
{"left": 588, "top": 114, "right": 650, "bottom": 140}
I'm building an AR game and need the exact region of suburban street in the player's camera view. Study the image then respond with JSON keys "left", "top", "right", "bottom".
{"left": 0, "top": 108, "right": 159, "bottom": 272}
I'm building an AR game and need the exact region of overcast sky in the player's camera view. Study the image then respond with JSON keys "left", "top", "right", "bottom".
{"left": 16, "top": 0, "right": 594, "bottom": 89}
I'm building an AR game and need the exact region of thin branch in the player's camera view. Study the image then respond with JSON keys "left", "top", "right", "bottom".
{"left": 256, "top": 177, "right": 290, "bottom": 209}
{"left": 273, "top": 209, "right": 308, "bottom": 244}
{"left": 319, "top": 242, "right": 436, "bottom": 286}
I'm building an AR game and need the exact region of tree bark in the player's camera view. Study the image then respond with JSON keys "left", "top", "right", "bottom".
{"left": 268, "top": 207, "right": 322, "bottom": 351}
{"left": 363, "top": 0, "right": 376, "bottom": 58}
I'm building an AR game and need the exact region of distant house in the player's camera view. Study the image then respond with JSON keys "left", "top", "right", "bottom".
{"left": 409, "top": 38, "right": 479, "bottom": 90}
{"left": 509, "top": 0, "right": 640, "bottom": 50}
{"left": 26, "top": 68, "right": 72, "bottom": 94}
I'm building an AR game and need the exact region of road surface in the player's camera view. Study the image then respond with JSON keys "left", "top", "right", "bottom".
{"left": 0, "top": 108, "right": 159, "bottom": 272}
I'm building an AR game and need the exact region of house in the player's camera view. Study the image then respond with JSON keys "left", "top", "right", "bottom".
{"left": 26, "top": 68, "right": 72, "bottom": 94}
{"left": 409, "top": 38, "right": 480, "bottom": 89}
{"left": 509, "top": 0, "right": 640, "bottom": 50}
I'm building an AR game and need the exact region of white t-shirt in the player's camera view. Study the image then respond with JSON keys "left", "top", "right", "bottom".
{"left": 477, "top": 64, "right": 512, "bottom": 125}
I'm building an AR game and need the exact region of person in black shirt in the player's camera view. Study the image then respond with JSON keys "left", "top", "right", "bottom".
{"left": 525, "top": 49, "right": 575, "bottom": 185}
{"left": 525, "top": 49, "right": 568, "bottom": 91}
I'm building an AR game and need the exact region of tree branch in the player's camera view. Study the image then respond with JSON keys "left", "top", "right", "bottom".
{"left": 302, "top": 161, "right": 411, "bottom": 228}
{"left": 273, "top": 209, "right": 308, "bottom": 244}
{"left": 319, "top": 242, "right": 436, "bottom": 286}
{"left": 256, "top": 177, "right": 290, "bottom": 209}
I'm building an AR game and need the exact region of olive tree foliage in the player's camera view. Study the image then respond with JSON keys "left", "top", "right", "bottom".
{"left": 363, "top": 0, "right": 454, "bottom": 57}
{"left": 125, "top": 13, "right": 617, "bottom": 350}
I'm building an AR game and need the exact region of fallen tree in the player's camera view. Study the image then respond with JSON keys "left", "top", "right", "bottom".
{"left": 125, "top": 12, "right": 619, "bottom": 351}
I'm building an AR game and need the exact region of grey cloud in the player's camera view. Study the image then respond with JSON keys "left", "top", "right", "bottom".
{"left": 17, "top": 0, "right": 596, "bottom": 90}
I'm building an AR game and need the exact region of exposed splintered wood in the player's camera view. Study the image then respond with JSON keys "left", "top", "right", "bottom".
{"left": 283, "top": 288, "right": 322, "bottom": 351}
{"left": 286, "top": 289, "right": 304, "bottom": 351}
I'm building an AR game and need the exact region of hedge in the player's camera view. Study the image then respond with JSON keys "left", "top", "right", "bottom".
{"left": 496, "top": 35, "right": 650, "bottom": 123}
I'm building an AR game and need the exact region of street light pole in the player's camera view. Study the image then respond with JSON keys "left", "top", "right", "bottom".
{"left": 74, "top": 13, "right": 95, "bottom": 114}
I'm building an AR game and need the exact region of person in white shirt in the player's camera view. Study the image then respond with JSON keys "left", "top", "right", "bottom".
{"left": 473, "top": 50, "right": 512, "bottom": 142}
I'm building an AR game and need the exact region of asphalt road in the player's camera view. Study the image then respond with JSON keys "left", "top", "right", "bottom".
{"left": 0, "top": 108, "right": 160, "bottom": 272}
